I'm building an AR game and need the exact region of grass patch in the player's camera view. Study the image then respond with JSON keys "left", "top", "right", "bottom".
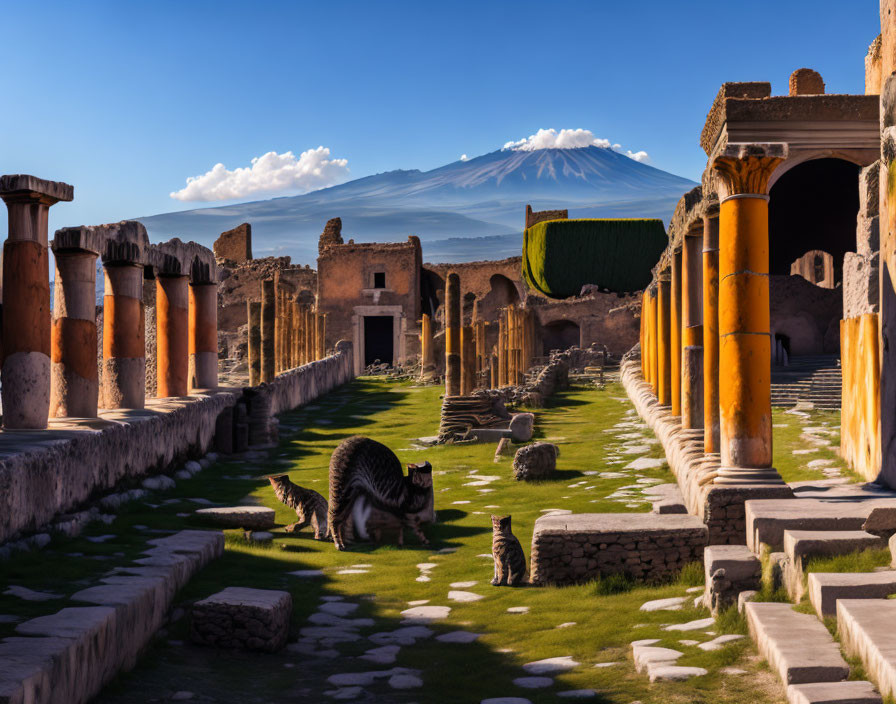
{"left": 805, "top": 547, "right": 892, "bottom": 575}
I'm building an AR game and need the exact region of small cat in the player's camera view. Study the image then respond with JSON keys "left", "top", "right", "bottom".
{"left": 268, "top": 474, "right": 329, "bottom": 540}
{"left": 328, "top": 435, "right": 434, "bottom": 550}
{"left": 491, "top": 515, "right": 527, "bottom": 587}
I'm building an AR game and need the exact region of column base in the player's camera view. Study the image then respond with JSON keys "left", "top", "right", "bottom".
{"left": 713, "top": 466, "right": 785, "bottom": 485}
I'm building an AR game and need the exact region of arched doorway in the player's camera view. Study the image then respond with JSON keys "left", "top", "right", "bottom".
{"left": 476, "top": 274, "right": 521, "bottom": 321}
{"left": 542, "top": 319, "right": 580, "bottom": 355}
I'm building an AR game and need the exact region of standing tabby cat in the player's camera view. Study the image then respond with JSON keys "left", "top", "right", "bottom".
{"left": 491, "top": 515, "right": 527, "bottom": 586}
{"left": 268, "top": 475, "right": 329, "bottom": 540}
{"left": 328, "top": 435, "right": 434, "bottom": 550}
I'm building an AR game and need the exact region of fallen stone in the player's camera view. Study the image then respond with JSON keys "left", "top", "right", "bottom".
{"left": 399, "top": 605, "right": 451, "bottom": 623}
{"left": 522, "top": 656, "right": 579, "bottom": 674}
{"left": 648, "top": 665, "right": 708, "bottom": 682}
{"left": 191, "top": 587, "right": 291, "bottom": 652}
{"left": 664, "top": 618, "right": 715, "bottom": 632}
{"left": 639, "top": 597, "right": 687, "bottom": 612}
{"left": 507, "top": 606, "right": 529, "bottom": 614}
{"left": 513, "top": 677, "right": 553, "bottom": 688}
{"left": 509, "top": 413, "right": 535, "bottom": 442}
{"left": 448, "top": 590, "right": 484, "bottom": 602}
{"left": 512, "top": 443, "right": 558, "bottom": 481}
{"left": 698, "top": 634, "right": 744, "bottom": 651}
{"left": 436, "top": 630, "right": 480, "bottom": 643}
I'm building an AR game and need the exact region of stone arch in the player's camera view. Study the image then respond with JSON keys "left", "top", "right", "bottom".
{"left": 476, "top": 274, "right": 521, "bottom": 322}
{"left": 542, "top": 319, "right": 580, "bottom": 355}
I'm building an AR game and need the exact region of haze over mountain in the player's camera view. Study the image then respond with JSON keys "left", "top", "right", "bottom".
{"left": 137, "top": 146, "right": 696, "bottom": 264}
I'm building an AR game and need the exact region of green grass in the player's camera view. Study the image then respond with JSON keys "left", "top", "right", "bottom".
{"left": 772, "top": 408, "right": 858, "bottom": 484}
{"left": 2, "top": 379, "right": 788, "bottom": 703}
{"left": 805, "top": 548, "right": 892, "bottom": 575}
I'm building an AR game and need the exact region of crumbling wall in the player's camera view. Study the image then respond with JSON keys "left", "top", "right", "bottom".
{"left": 530, "top": 292, "right": 641, "bottom": 357}
{"left": 769, "top": 275, "right": 842, "bottom": 355}
{"left": 525, "top": 204, "right": 568, "bottom": 229}
{"left": 790, "top": 250, "right": 835, "bottom": 288}
{"left": 214, "top": 223, "right": 252, "bottom": 264}
{"left": 424, "top": 257, "right": 524, "bottom": 324}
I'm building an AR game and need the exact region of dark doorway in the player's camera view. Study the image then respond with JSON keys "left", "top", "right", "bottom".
{"left": 542, "top": 320, "right": 580, "bottom": 355}
{"left": 364, "top": 316, "right": 394, "bottom": 366}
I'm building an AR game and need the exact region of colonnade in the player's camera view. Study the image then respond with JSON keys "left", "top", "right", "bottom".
{"left": 638, "top": 154, "right": 785, "bottom": 485}
{"left": 0, "top": 175, "right": 219, "bottom": 430}
{"left": 248, "top": 277, "right": 327, "bottom": 384}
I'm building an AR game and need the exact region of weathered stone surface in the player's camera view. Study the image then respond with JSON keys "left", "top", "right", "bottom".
{"left": 703, "top": 544, "right": 760, "bottom": 613}
{"left": 530, "top": 513, "right": 707, "bottom": 586}
{"left": 844, "top": 252, "right": 880, "bottom": 318}
{"left": 0, "top": 174, "right": 74, "bottom": 202}
{"left": 509, "top": 413, "right": 535, "bottom": 442}
{"left": 785, "top": 530, "right": 885, "bottom": 566}
{"left": 745, "top": 601, "right": 849, "bottom": 686}
{"left": 786, "top": 681, "right": 881, "bottom": 704}
{"left": 191, "top": 587, "right": 292, "bottom": 652}
{"left": 194, "top": 506, "right": 275, "bottom": 530}
{"left": 789, "top": 68, "right": 825, "bottom": 96}
{"left": 809, "top": 571, "right": 896, "bottom": 618}
{"left": 838, "top": 599, "right": 896, "bottom": 699}
{"left": 214, "top": 223, "right": 252, "bottom": 264}
{"left": 512, "top": 443, "right": 558, "bottom": 481}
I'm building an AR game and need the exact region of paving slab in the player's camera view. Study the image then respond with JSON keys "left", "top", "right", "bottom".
{"left": 837, "top": 599, "right": 896, "bottom": 698}
{"left": 808, "top": 571, "right": 896, "bottom": 618}
{"left": 786, "top": 681, "right": 882, "bottom": 704}
{"left": 745, "top": 601, "right": 849, "bottom": 685}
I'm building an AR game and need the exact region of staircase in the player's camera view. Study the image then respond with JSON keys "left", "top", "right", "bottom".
{"left": 771, "top": 355, "right": 841, "bottom": 410}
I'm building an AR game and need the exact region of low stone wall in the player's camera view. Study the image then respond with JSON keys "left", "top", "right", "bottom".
{"left": 0, "top": 530, "right": 222, "bottom": 704}
{"left": 530, "top": 513, "right": 708, "bottom": 585}
{"left": 620, "top": 356, "right": 792, "bottom": 544}
{"left": 265, "top": 340, "right": 354, "bottom": 416}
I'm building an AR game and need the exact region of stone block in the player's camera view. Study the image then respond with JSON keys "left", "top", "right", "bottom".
{"left": 784, "top": 530, "right": 885, "bottom": 565}
{"left": 789, "top": 68, "right": 825, "bottom": 96}
{"left": 808, "top": 571, "right": 896, "bottom": 618}
{"left": 509, "top": 412, "right": 534, "bottom": 442}
{"left": 844, "top": 252, "right": 880, "bottom": 318}
{"left": 513, "top": 442, "right": 558, "bottom": 481}
{"left": 703, "top": 544, "right": 761, "bottom": 613}
{"left": 214, "top": 223, "right": 252, "bottom": 264}
{"left": 859, "top": 160, "right": 880, "bottom": 219}
{"left": 194, "top": 506, "right": 275, "bottom": 530}
{"left": 837, "top": 599, "right": 896, "bottom": 699}
{"left": 191, "top": 587, "right": 291, "bottom": 652}
{"left": 786, "top": 681, "right": 881, "bottom": 704}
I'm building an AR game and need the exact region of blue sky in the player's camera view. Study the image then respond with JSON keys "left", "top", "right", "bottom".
{"left": 0, "top": 0, "right": 880, "bottom": 233}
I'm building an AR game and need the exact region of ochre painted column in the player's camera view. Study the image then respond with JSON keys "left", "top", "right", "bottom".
{"left": 248, "top": 301, "right": 261, "bottom": 385}
{"left": 647, "top": 287, "right": 658, "bottom": 392}
{"left": 261, "top": 280, "right": 275, "bottom": 382}
{"left": 51, "top": 249, "right": 99, "bottom": 417}
{"left": 703, "top": 207, "right": 721, "bottom": 453}
{"left": 445, "top": 272, "right": 461, "bottom": 396}
{"left": 104, "top": 264, "right": 146, "bottom": 408}
{"left": 712, "top": 154, "right": 783, "bottom": 484}
{"left": 681, "top": 228, "right": 704, "bottom": 430}
{"left": 670, "top": 250, "right": 682, "bottom": 416}
{"left": 656, "top": 274, "right": 672, "bottom": 405}
{"left": 188, "top": 282, "right": 217, "bottom": 390}
{"left": 420, "top": 313, "right": 434, "bottom": 380}
{"left": 0, "top": 175, "right": 73, "bottom": 428}
{"left": 156, "top": 274, "right": 188, "bottom": 398}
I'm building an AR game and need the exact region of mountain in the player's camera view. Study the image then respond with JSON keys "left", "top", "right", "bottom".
{"left": 136, "top": 146, "right": 697, "bottom": 264}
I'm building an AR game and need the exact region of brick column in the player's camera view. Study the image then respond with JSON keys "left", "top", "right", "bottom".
{"left": 156, "top": 274, "right": 189, "bottom": 397}
{"left": 682, "top": 225, "right": 704, "bottom": 430}
{"left": 0, "top": 175, "right": 73, "bottom": 428}
{"left": 712, "top": 152, "right": 784, "bottom": 484}
{"left": 248, "top": 301, "right": 261, "bottom": 385}
{"left": 261, "top": 279, "right": 275, "bottom": 381}
{"left": 50, "top": 227, "right": 103, "bottom": 418}
{"left": 703, "top": 206, "right": 721, "bottom": 453}
{"left": 189, "top": 282, "right": 217, "bottom": 390}
{"left": 445, "top": 272, "right": 461, "bottom": 396}
{"left": 103, "top": 263, "right": 146, "bottom": 408}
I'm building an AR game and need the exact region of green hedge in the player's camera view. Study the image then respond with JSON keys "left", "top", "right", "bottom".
{"left": 522, "top": 218, "right": 667, "bottom": 298}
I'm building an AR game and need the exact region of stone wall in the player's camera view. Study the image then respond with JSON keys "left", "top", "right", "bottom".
{"left": 790, "top": 250, "right": 834, "bottom": 288}
{"left": 423, "top": 257, "right": 524, "bottom": 324}
{"left": 264, "top": 340, "right": 354, "bottom": 416}
{"left": 769, "top": 274, "right": 842, "bottom": 355}
{"left": 530, "top": 513, "right": 708, "bottom": 585}
{"left": 530, "top": 292, "right": 641, "bottom": 357}
{"left": 214, "top": 223, "right": 252, "bottom": 264}
{"left": 525, "top": 205, "right": 568, "bottom": 229}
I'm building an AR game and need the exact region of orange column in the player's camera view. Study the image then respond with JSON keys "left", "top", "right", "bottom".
{"left": 445, "top": 272, "right": 461, "bottom": 396}
{"left": 703, "top": 207, "right": 721, "bottom": 453}
{"left": 656, "top": 274, "right": 672, "bottom": 405}
{"left": 681, "top": 228, "right": 704, "bottom": 430}
{"left": 188, "top": 282, "right": 217, "bottom": 390}
{"left": 712, "top": 154, "right": 783, "bottom": 484}
{"left": 671, "top": 249, "right": 682, "bottom": 416}
{"left": 0, "top": 175, "right": 73, "bottom": 428}
{"left": 647, "top": 287, "right": 658, "bottom": 392}
{"left": 157, "top": 275, "right": 189, "bottom": 397}
{"left": 104, "top": 263, "right": 146, "bottom": 408}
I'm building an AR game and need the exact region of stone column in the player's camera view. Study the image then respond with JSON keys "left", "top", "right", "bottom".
{"left": 647, "top": 286, "right": 658, "bottom": 392}
{"left": 712, "top": 152, "right": 784, "bottom": 484}
{"left": 670, "top": 249, "right": 682, "bottom": 416}
{"left": 156, "top": 274, "right": 189, "bottom": 397}
{"left": 420, "top": 313, "right": 434, "bottom": 380}
{"left": 703, "top": 206, "right": 721, "bottom": 452}
{"left": 0, "top": 175, "right": 73, "bottom": 428}
{"left": 461, "top": 325, "right": 475, "bottom": 394}
{"left": 317, "top": 312, "right": 326, "bottom": 359}
{"left": 656, "top": 274, "right": 672, "bottom": 405}
{"left": 248, "top": 301, "right": 261, "bottom": 385}
{"left": 261, "top": 280, "right": 275, "bottom": 382}
{"left": 188, "top": 282, "right": 217, "bottom": 390}
{"left": 682, "top": 226, "right": 704, "bottom": 430}
{"left": 104, "top": 263, "right": 146, "bottom": 408}
{"left": 445, "top": 272, "right": 461, "bottom": 396}
{"left": 50, "top": 228, "right": 102, "bottom": 418}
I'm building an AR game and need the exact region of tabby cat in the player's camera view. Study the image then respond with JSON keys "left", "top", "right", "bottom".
{"left": 491, "top": 515, "right": 527, "bottom": 586}
{"left": 328, "top": 435, "right": 434, "bottom": 550}
{"left": 268, "top": 475, "right": 329, "bottom": 540}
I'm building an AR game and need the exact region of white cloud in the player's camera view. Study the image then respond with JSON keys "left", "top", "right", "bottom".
{"left": 170, "top": 147, "right": 350, "bottom": 202}
{"left": 502, "top": 128, "right": 649, "bottom": 163}
{"left": 460, "top": 154, "right": 469, "bottom": 161}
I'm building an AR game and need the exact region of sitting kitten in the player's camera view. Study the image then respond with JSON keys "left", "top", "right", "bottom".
{"left": 328, "top": 435, "right": 434, "bottom": 550}
{"left": 491, "top": 515, "right": 527, "bottom": 587}
{"left": 268, "top": 475, "right": 329, "bottom": 540}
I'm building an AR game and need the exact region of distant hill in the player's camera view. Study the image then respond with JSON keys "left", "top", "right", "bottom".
{"left": 136, "top": 146, "right": 696, "bottom": 265}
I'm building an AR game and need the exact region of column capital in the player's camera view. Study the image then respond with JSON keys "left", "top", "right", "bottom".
{"left": 711, "top": 144, "right": 788, "bottom": 198}
{"left": 0, "top": 174, "right": 73, "bottom": 206}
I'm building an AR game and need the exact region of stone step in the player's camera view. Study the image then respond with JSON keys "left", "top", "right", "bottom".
{"left": 786, "top": 681, "right": 882, "bottom": 704}
{"left": 744, "top": 601, "right": 850, "bottom": 686}
{"left": 784, "top": 530, "right": 886, "bottom": 566}
{"left": 702, "top": 545, "right": 761, "bottom": 612}
{"left": 745, "top": 498, "right": 896, "bottom": 553}
{"left": 837, "top": 599, "right": 896, "bottom": 699}
{"left": 808, "top": 571, "right": 896, "bottom": 618}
